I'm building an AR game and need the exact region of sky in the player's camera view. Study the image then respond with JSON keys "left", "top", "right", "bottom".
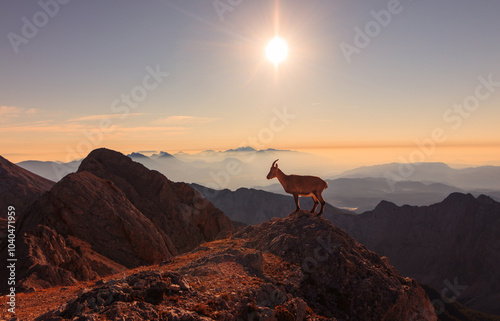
{"left": 1, "top": 0, "right": 499, "bottom": 168}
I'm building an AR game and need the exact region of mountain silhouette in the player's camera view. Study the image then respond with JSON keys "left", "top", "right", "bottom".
{"left": 0, "top": 155, "right": 54, "bottom": 232}
{"left": 331, "top": 193, "right": 500, "bottom": 315}
{"left": 0, "top": 148, "right": 233, "bottom": 292}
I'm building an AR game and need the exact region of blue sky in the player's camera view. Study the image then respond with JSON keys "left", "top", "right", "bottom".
{"left": 1, "top": 0, "right": 499, "bottom": 166}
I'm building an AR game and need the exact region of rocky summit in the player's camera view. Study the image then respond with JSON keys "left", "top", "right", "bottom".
{"left": 27, "top": 211, "right": 437, "bottom": 321}
{"left": 234, "top": 211, "right": 437, "bottom": 321}
{"left": 78, "top": 148, "right": 234, "bottom": 253}
{"left": 1, "top": 148, "right": 233, "bottom": 293}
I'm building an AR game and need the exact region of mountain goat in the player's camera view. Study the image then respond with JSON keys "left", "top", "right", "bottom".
{"left": 266, "top": 159, "right": 328, "bottom": 215}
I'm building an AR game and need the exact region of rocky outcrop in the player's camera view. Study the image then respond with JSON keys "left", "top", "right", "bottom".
{"left": 36, "top": 212, "right": 437, "bottom": 321}
{"left": 37, "top": 271, "right": 198, "bottom": 320}
{"left": 78, "top": 148, "right": 233, "bottom": 253}
{"left": 12, "top": 171, "right": 175, "bottom": 292}
{"left": 234, "top": 212, "right": 437, "bottom": 321}
{"left": 1, "top": 148, "right": 233, "bottom": 292}
{"left": 18, "top": 224, "right": 127, "bottom": 291}
{"left": 330, "top": 193, "right": 500, "bottom": 315}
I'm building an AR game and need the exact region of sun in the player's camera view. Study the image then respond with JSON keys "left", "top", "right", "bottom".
{"left": 265, "top": 37, "right": 288, "bottom": 66}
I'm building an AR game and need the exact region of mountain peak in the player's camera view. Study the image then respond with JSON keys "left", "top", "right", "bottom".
{"left": 226, "top": 146, "right": 256, "bottom": 152}
{"left": 373, "top": 199, "right": 399, "bottom": 212}
{"left": 233, "top": 211, "right": 437, "bottom": 320}
{"left": 158, "top": 151, "right": 174, "bottom": 158}
{"left": 2, "top": 148, "right": 233, "bottom": 292}
{"left": 441, "top": 192, "right": 476, "bottom": 204}
{"left": 78, "top": 149, "right": 234, "bottom": 254}
{"left": 127, "top": 152, "right": 148, "bottom": 158}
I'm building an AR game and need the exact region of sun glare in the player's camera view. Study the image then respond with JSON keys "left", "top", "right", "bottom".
{"left": 266, "top": 37, "right": 288, "bottom": 66}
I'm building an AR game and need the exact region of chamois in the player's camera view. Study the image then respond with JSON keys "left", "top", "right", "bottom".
{"left": 266, "top": 159, "right": 328, "bottom": 215}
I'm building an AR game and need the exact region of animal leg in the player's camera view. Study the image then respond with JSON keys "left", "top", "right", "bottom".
{"left": 316, "top": 192, "right": 326, "bottom": 215}
{"left": 310, "top": 195, "right": 319, "bottom": 213}
{"left": 293, "top": 193, "right": 300, "bottom": 212}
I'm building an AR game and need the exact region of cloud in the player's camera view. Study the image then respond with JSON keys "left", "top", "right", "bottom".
{"left": 0, "top": 106, "right": 37, "bottom": 121}
{"left": 112, "top": 126, "right": 185, "bottom": 133}
{"left": 68, "top": 113, "right": 145, "bottom": 122}
{"left": 0, "top": 121, "right": 85, "bottom": 133}
{"left": 151, "top": 115, "right": 218, "bottom": 125}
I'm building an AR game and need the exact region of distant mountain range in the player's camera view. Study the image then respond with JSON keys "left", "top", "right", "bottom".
{"left": 191, "top": 183, "right": 353, "bottom": 225}
{"left": 333, "top": 162, "right": 500, "bottom": 190}
{"left": 259, "top": 177, "right": 500, "bottom": 213}
{"left": 16, "top": 147, "right": 312, "bottom": 189}
{"left": 16, "top": 159, "right": 81, "bottom": 182}
{"left": 15, "top": 149, "right": 500, "bottom": 213}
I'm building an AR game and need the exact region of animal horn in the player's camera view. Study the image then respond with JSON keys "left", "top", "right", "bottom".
{"left": 272, "top": 159, "right": 279, "bottom": 167}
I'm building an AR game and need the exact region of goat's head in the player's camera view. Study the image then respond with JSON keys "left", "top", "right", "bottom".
{"left": 266, "top": 159, "right": 279, "bottom": 179}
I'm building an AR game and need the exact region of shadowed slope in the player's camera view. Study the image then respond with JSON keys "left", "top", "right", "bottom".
{"left": 78, "top": 148, "right": 233, "bottom": 253}
{"left": 330, "top": 193, "right": 500, "bottom": 315}
{"left": 0, "top": 155, "right": 54, "bottom": 230}
{"left": 31, "top": 212, "right": 437, "bottom": 321}
{"left": 1, "top": 148, "right": 233, "bottom": 292}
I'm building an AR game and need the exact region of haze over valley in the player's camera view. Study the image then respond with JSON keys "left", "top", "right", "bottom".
{"left": 18, "top": 147, "right": 500, "bottom": 213}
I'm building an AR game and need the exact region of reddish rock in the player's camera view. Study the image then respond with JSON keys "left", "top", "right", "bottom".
{"left": 78, "top": 148, "right": 233, "bottom": 253}
{"left": 234, "top": 211, "right": 437, "bottom": 321}
{"left": 1, "top": 148, "right": 233, "bottom": 292}
{"left": 37, "top": 212, "right": 437, "bottom": 321}
{"left": 11, "top": 171, "right": 175, "bottom": 291}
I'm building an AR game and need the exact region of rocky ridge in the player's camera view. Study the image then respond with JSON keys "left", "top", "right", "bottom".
{"left": 32, "top": 212, "right": 437, "bottom": 321}
{"left": 0, "top": 148, "right": 233, "bottom": 293}
{"left": 330, "top": 193, "right": 500, "bottom": 315}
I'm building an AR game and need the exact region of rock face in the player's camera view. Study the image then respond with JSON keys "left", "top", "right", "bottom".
{"left": 234, "top": 212, "right": 437, "bottom": 321}
{"left": 78, "top": 148, "right": 234, "bottom": 253}
{"left": 0, "top": 155, "right": 54, "bottom": 229}
{"left": 330, "top": 193, "right": 500, "bottom": 315}
{"left": 37, "top": 212, "right": 437, "bottom": 321}
{"left": 37, "top": 270, "right": 199, "bottom": 321}
{"left": 1, "top": 148, "right": 233, "bottom": 292}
